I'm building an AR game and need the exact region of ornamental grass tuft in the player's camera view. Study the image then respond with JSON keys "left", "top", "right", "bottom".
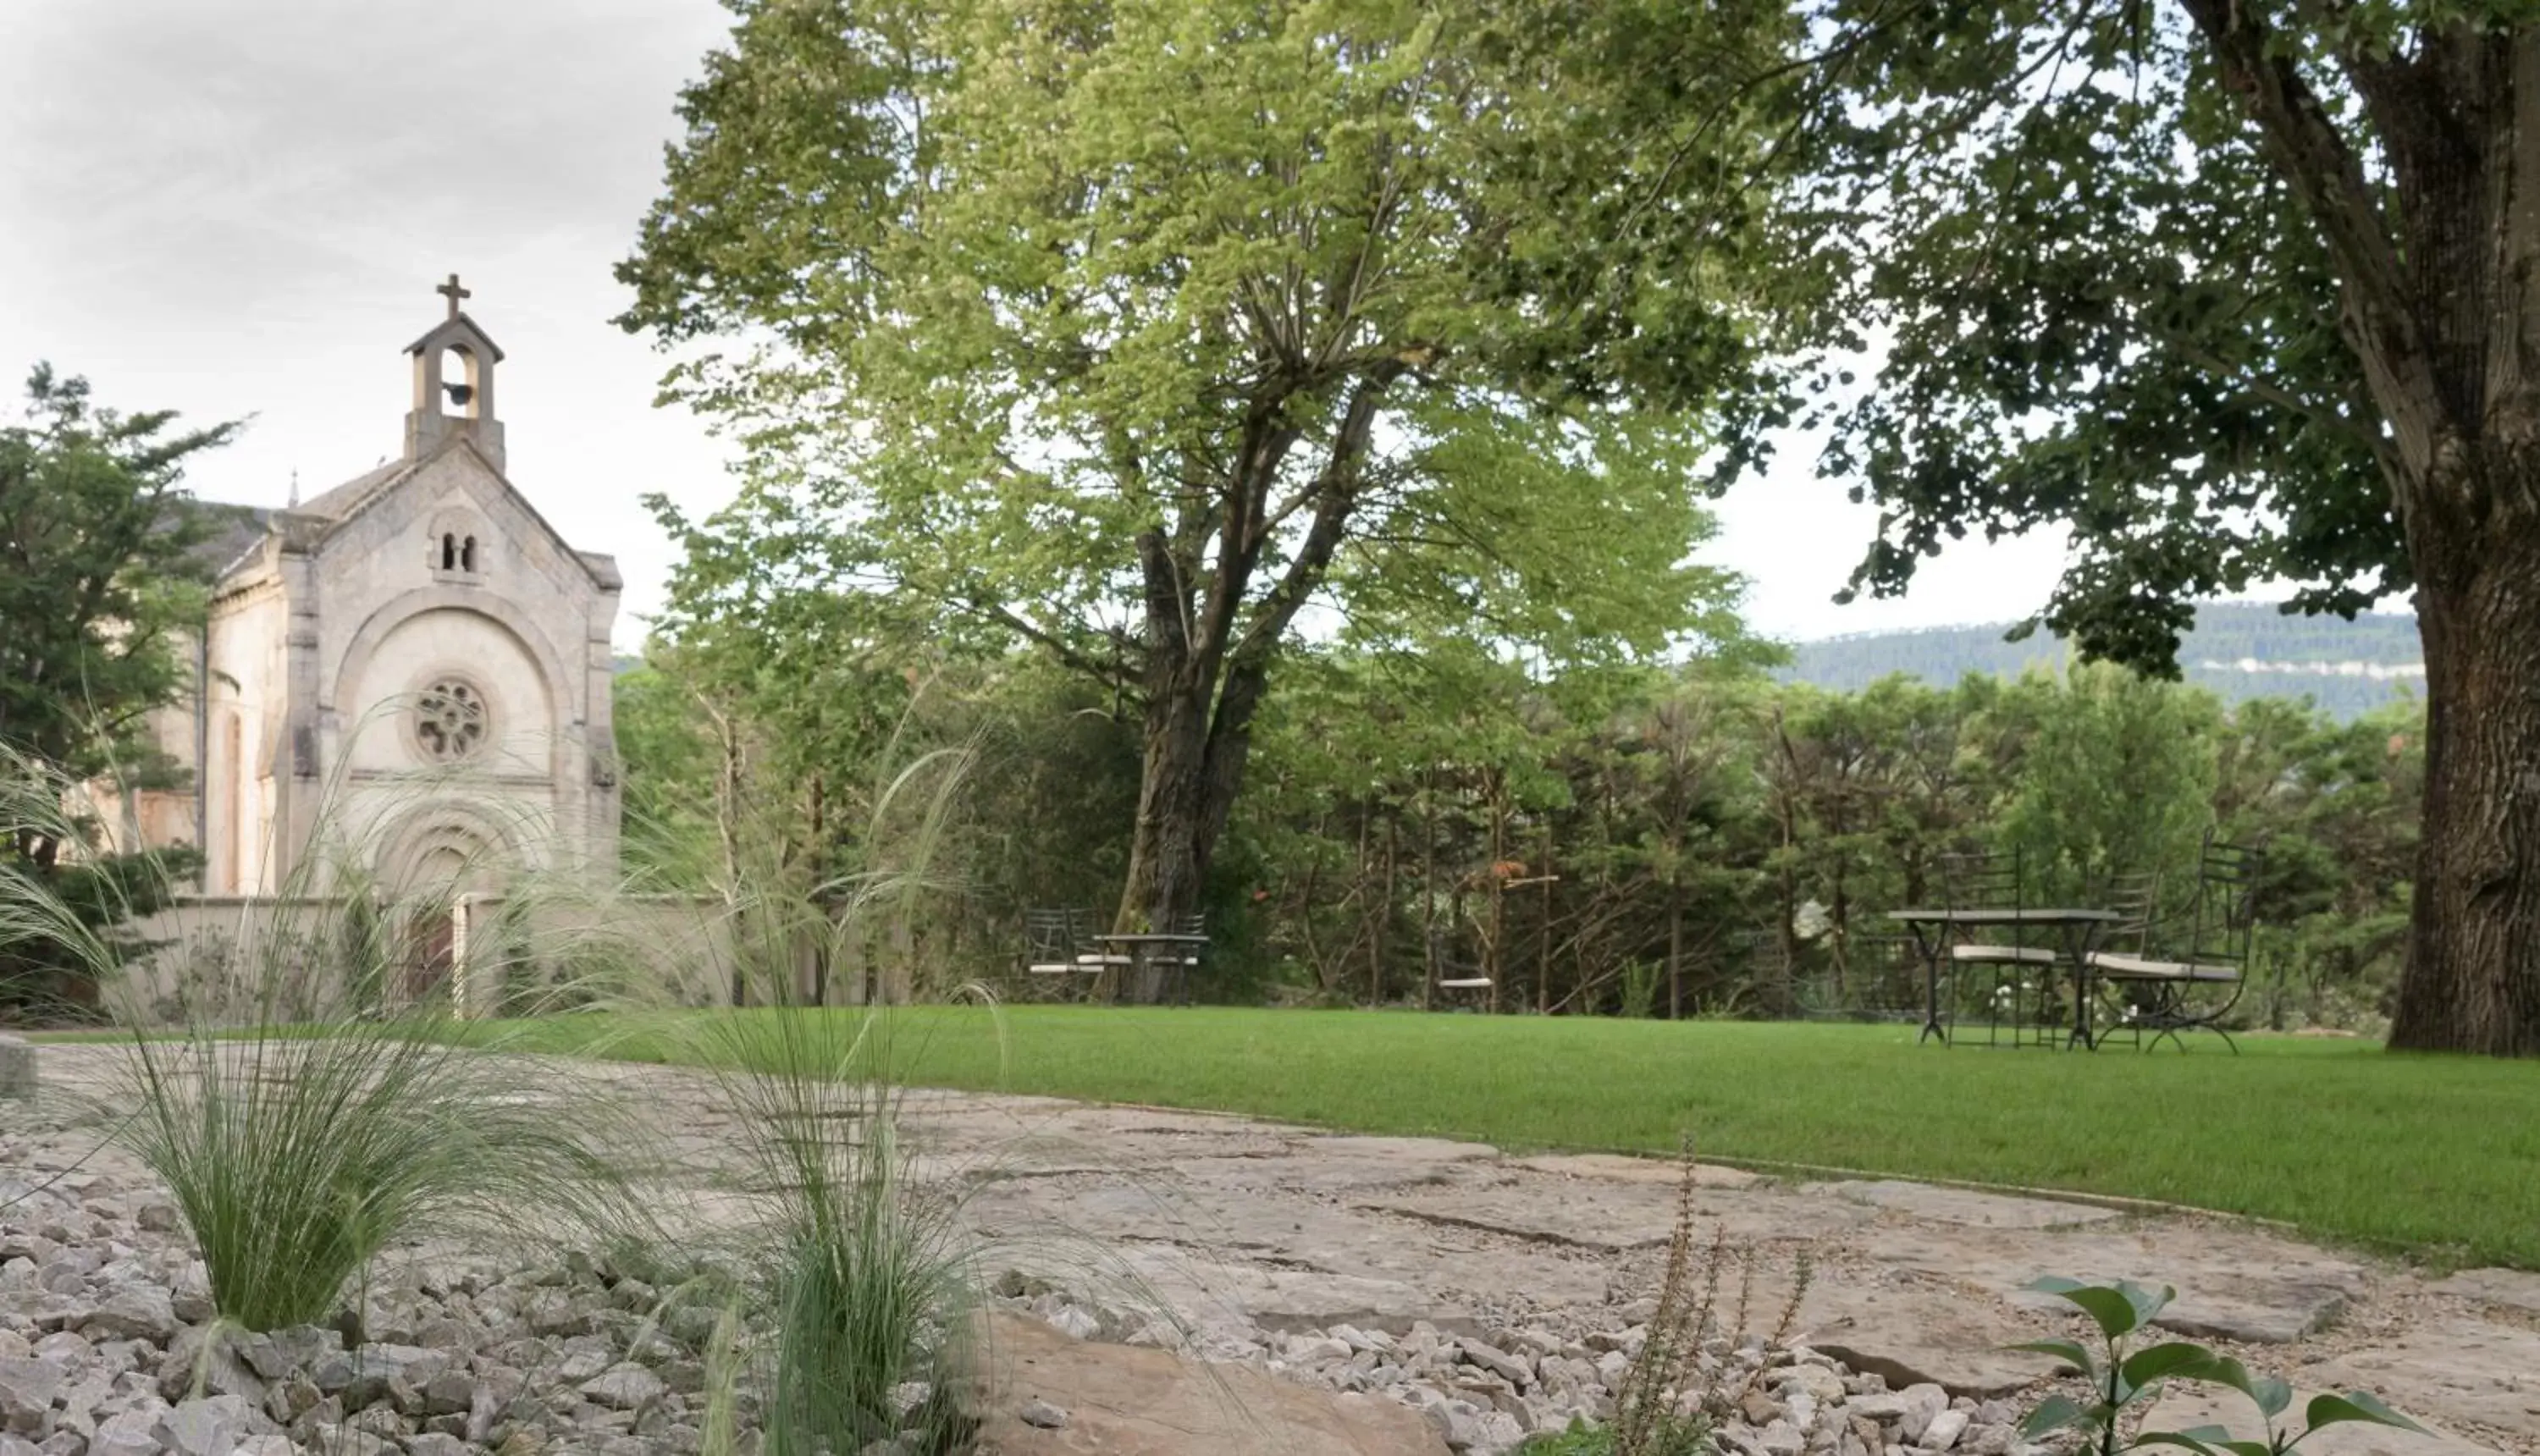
{"left": 2, "top": 753, "right": 652, "bottom": 1333}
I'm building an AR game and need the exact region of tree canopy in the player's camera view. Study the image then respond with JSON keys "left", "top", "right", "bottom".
{"left": 0, "top": 366, "right": 237, "bottom": 804}
{"left": 620, "top": 0, "right": 1793, "bottom": 966}
{"left": 1767, "top": 2, "right": 2540, "bottom": 1053}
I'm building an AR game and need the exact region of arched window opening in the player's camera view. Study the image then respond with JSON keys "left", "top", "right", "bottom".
{"left": 440, "top": 345, "right": 477, "bottom": 416}
{"left": 439, "top": 533, "right": 457, "bottom": 571}
{"left": 461, "top": 536, "right": 478, "bottom": 573}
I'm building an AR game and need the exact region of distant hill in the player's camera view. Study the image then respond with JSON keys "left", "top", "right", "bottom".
{"left": 1781, "top": 603, "right": 2424, "bottom": 720}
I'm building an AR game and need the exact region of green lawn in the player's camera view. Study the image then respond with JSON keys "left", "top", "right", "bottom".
{"left": 463, "top": 1007, "right": 2540, "bottom": 1271}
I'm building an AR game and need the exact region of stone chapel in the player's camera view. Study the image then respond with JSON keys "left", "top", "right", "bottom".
{"left": 119, "top": 279, "right": 622, "bottom": 899}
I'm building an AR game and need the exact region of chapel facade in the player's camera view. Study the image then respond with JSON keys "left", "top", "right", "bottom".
{"left": 115, "top": 279, "right": 623, "bottom": 898}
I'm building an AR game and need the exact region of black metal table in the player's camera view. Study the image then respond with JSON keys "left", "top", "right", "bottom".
{"left": 1885, "top": 907, "right": 2120, "bottom": 1048}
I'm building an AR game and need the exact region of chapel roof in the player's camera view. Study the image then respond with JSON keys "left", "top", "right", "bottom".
{"left": 293, "top": 458, "right": 417, "bottom": 521}
{"left": 195, "top": 504, "right": 274, "bottom": 576}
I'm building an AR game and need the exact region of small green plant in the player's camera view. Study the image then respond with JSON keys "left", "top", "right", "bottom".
{"left": 1588, "top": 1142, "right": 1809, "bottom": 1456}
{"left": 2016, "top": 1277, "right": 2425, "bottom": 1456}
{"left": 1618, "top": 959, "right": 1660, "bottom": 1020}
{"left": 1517, "top": 1141, "right": 1819, "bottom": 1455}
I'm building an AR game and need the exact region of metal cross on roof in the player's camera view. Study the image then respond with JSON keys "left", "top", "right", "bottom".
{"left": 435, "top": 273, "right": 471, "bottom": 318}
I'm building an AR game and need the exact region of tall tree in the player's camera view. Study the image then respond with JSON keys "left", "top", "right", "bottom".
{"left": 1, "top": 366, "right": 234, "bottom": 1014}
{"left": 1786, "top": 3, "right": 2540, "bottom": 1054}
{"left": 0, "top": 366, "right": 237, "bottom": 858}
{"left": 617, "top": 0, "right": 1789, "bottom": 979}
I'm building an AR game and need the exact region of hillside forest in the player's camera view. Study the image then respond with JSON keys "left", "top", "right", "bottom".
{"left": 1787, "top": 606, "right": 2426, "bottom": 720}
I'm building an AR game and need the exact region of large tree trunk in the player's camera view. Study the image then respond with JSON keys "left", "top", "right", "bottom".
{"left": 2388, "top": 481, "right": 2540, "bottom": 1054}
{"left": 1109, "top": 380, "right": 1391, "bottom": 1000}
{"left": 2177, "top": 8, "right": 2540, "bottom": 1052}
{"left": 1116, "top": 683, "right": 1214, "bottom": 1001}
{"left": 1114, "top": 653, "right": 1273, "bottom": 1001}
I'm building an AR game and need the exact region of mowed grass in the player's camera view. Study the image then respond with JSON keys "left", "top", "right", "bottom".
{"left": 462, "top": 1007, "right": 2540, "bottom": 1271}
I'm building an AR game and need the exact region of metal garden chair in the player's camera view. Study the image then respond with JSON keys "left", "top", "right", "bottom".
{"left": 2085, "top": 834, "right": 2264, "bottom": 1053}
{"left": 1938, "top": 848, "right": 2058, "bottom": 1045}
{"left": 1023, "top": 907, "right": 1126, "bottom": 997}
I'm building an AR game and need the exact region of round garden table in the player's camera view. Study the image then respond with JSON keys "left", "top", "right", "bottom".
{"left": 1884, "top": 907, "right": 2122, "bottom": 1049}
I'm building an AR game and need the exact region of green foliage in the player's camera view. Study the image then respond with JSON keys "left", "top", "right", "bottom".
{"left": 118, "top": 1017, "right": 642, "bottom": 1333}
{"left": 683, "top": 1009, "right": 983, "bottom": 1455}
{"left": 1516, "top": 1420, "right": 1710, "bottom": 1456}
{"left": 2017, "top": 1277, "right": 2425, "bottom": 1456}
{"left": 1783, "top": 4, "right": 2398, "bottom": 664}
{"left": 0, "top": 835, "right": 200, "bottom": 1021}
{"left": 0, "top": 367, "right": 239, "bottom": 1017}
{"left": 0, "top": 365, "right": 240, "bottom": 781}
{"left": 616, "top": 714, "right": 998, "bottom": 1454}
{"left": 1995, "top": 664, "right": 2218, "bottom": 909}
{"left": 620, "top": 0, "right": 1792, "bottom": 940}
{"left": 1515, "top": 1426, "right": 1619, "bottom": 1456}
{"left": 1231, "top": 649, "right": 2417, "bottom": 1023}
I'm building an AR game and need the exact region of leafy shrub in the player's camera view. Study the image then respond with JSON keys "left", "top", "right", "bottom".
{"left": 2018, "top": 1277, "right": 2423, "bottom": 1456}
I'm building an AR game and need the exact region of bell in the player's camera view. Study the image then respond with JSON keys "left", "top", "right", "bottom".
{"left": 444, "top": 381, "right": 474, "bottom": 406}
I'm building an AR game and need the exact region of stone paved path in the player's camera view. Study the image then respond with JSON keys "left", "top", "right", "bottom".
{"left": 30, "top": 1045, "right": 2540, "bottom": 1453}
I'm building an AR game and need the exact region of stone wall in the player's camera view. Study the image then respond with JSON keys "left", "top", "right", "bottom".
{"left": 110, "top": 892, "right": 731, "bottom": 1025}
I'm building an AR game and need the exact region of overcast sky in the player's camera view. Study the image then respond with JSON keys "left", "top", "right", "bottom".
{"left": 1, "top": 0, "right": 2079, "bottom": 653}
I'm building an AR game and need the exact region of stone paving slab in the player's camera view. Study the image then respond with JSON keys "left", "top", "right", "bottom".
{"left": 1822, "top": 1179, "right": 2123, "bottom": 1228}
{"left": 2146, "top": 1385, "right": 2504, "bottom": 1456}
{"left": 1358, "top": 1177, "right": 1875, "bottom": 1252}
{"left": 1844, "top": 1222, "right": 2367, "bottom": 1344}
{"left": 1510, "top": 1151, "right": 1762, "bottom": 1188}
{"left": 2432, "top": 1269, "right": 2540, "bottom": 1315}
{"left": 1798, "top": 1271, "right": 2062, "bottom": 1398}
{"left": 976, "top": 1310, "right": 1452, "bottom": 1454}
{"left": 2303, "top": 1325, "right": 2540, "bottom": 1440}
{"left": 962, "top": 1179, "right": 1611, "bottom": 1310}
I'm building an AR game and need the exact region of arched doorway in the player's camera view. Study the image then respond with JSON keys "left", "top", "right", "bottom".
{"left": 376, "top": 803, "right": 520, "bottom": 1006}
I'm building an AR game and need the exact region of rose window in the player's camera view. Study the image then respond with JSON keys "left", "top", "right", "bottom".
{"left": 415, "top": 680, "right": 489, "bottom": 761}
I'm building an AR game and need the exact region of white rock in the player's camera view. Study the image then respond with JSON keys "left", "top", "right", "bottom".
{"left": 1780, "top": 1364, "right": 1849, "bottom": 1405}
{"left": 1923, "top": 1409, "right": 1972, "bottom": 1453}
{"left": 78, "top": 1290, "right": 176, "bottom": 1346}
{"left": 1285, "top": 1335, "right": 1353, "bottom": 1365}
{"left": 86, "top": 1407, "right": 162, "bottom": 1456}
{"left": 1899, "top": 1383, "right": 1949, "bottom": 1443}
{"left": 1458, "top": 1338, "right": 1532, "bottom": 1387}
{"left": 1019, "top": 1397, "right": 1068, "bottom": 1429}
{"left": 1475, "top": 1408, "right": 1526, "bottom": 1450}
{"left": 577, "top": 1363, "right": 666, "bottom": 1411}
{"left": 0, "top": 1359, "right": 66, "bottom": 1435}
{"left": 153, "top": 1393, "right": 251, "bottom": 1456}
{"left": 1849, "top": 1393, "right": 1911, "bottom": 1426}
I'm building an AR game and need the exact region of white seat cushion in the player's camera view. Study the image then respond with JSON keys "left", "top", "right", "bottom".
{"left": 2087, "top": 951, "right": 2239, "bottom": 984}
{"left": 1438, "top": 978, "right": 1493, "bottom": 990}
{"left": 1075, "top": 953, "right": 1135, "bottom": 966}
{"left": 1949, "top": 944, "right": 2058, "bottom": 966}
{"left": 1028, "top": 962, "right": 1096, "bottom": 975}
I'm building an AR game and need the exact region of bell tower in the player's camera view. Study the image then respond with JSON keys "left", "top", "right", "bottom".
{"left": 404, "top": 273, "right": 507, "bottom": 471}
